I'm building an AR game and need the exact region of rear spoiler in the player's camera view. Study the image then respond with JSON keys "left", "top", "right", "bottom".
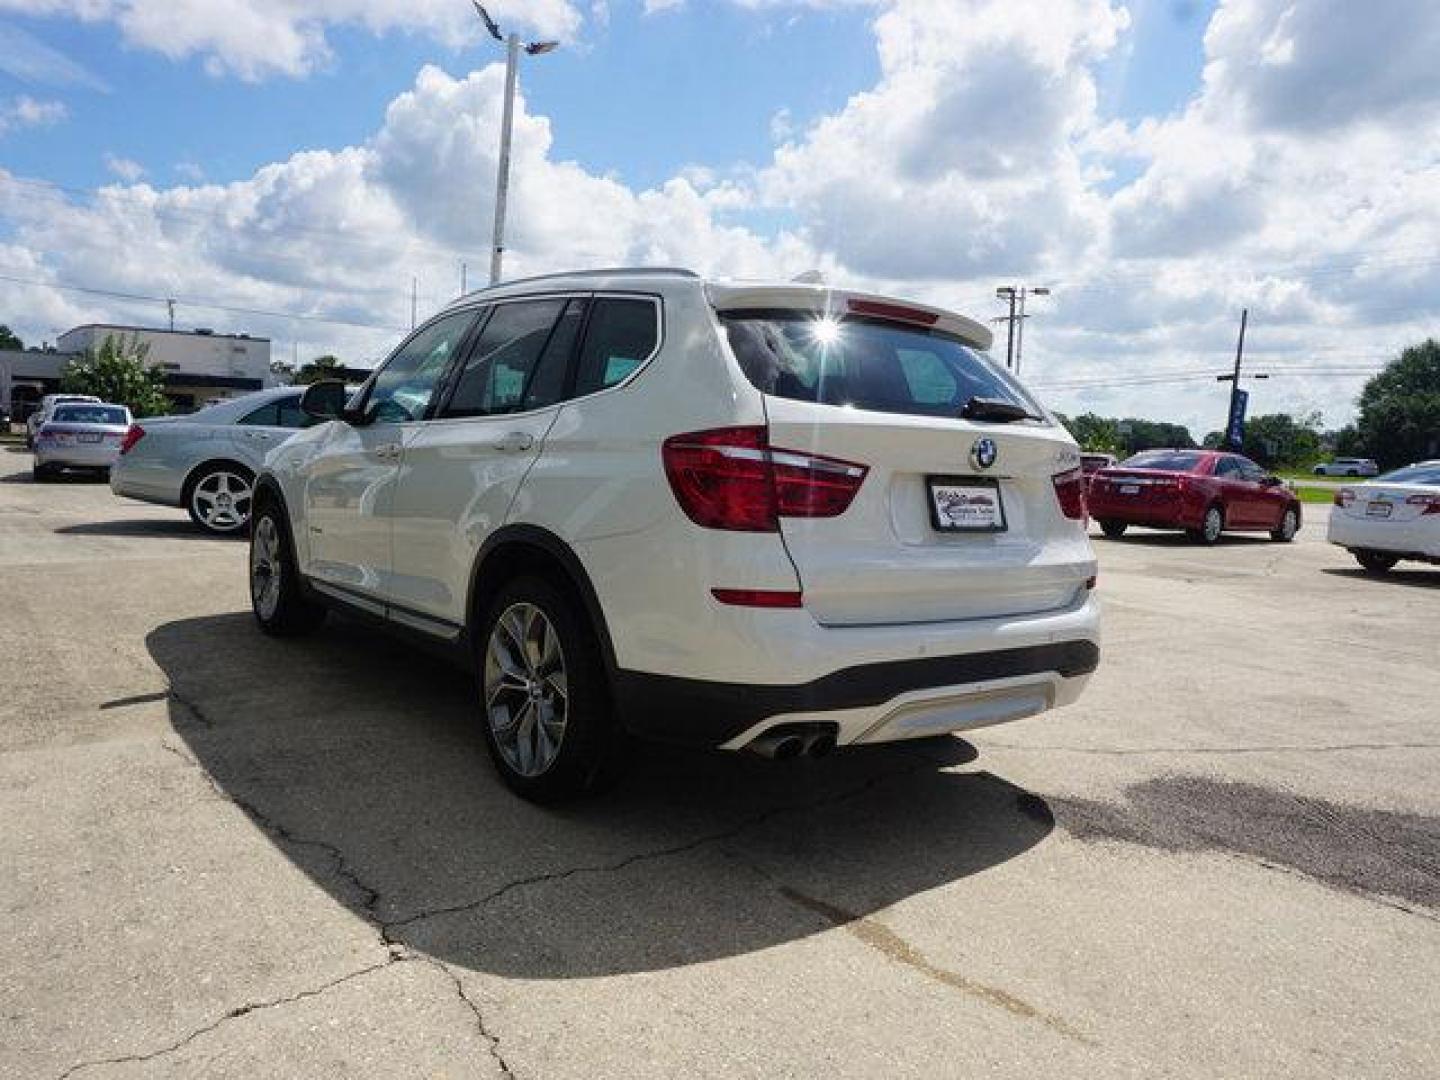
{"left": 705, "top": 283, "right": 993, "bottom": 351}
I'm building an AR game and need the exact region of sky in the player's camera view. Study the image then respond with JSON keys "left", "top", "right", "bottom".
{"left": 1, "top": 0, "right": 1437, "bottom": 439}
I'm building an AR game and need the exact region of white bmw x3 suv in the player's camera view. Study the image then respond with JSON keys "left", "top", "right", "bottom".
{"left": 251, "top": 268, "right": 1100, "bottom": 800}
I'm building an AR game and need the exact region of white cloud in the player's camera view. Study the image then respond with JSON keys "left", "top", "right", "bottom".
{"left": 0, "top": 94, "right": 67, "bottom": 135}
{"left": 3, "top": 0, "right": 1439, "bottom": 438}
{"left": 102, "top": 153, "right": 146, "bottom": 181}
{"left": 0, "top": 0, "right": 584, "bottom": 80}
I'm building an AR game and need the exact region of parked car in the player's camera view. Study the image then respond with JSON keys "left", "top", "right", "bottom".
{"left": 25, "top": 393, "right": 101, "bottom": 449}
{"left": 1327, "top": 461, "right": 1440, "bottom": 574}
{"left": 110, "top": 386, "right": 323, "bottom": 535}
{"left": 32, "top": 402, "right": 132, "bottom": 481}
{"left": 1313, "top": 457, "right": 1379, "bottom": 477}
{"left": 1089, "top": 449, "right": 1302, "bottom": 545}
{"left": 247, "top": 268, "right": 1101, "bottom": 801}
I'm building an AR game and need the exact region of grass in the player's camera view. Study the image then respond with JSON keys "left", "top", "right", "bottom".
{"left": 1295, "top": 485, "right": 1339, "bottom": 505}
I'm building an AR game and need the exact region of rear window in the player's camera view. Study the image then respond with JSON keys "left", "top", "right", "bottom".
{"left": 52, "top": 405, "right": 127, "bottom": 425}
{"left": 721, "top": 313, "right": 1043, "bottom": 420}
{"left": 1377, "top": 463, "right": 1440, "bottom": 485}
{"left": 1120, "top": 451, "right": 1205, "bottom": 472}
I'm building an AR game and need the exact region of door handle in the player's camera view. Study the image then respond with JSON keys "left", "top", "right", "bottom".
{"left": 495, "top": 431, "right": 535, "bottom": 453}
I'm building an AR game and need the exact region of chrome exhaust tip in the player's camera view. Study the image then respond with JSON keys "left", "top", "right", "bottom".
{"left": 805, "top": 733, "right": 837, "bottom": 758}
{"left": 749, "top": 732, "right": 805, "bottom": 760}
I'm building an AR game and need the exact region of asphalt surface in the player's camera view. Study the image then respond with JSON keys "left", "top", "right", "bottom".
{"left": 2, "top": 447, "right": 1437, "bottom": 1079}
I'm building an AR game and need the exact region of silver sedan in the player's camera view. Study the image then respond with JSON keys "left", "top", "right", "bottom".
{"left": 110, "top": 387, "right": 320, "bottom": 535}
{"left": 33, "top": 402, "right": 133, "bottom": 480}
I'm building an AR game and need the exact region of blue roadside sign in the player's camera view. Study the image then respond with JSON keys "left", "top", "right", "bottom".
{"left": 1226, "top": 388, "right": 1249, "bottom": 447}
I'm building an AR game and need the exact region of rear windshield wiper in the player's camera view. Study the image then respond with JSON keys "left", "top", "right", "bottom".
{"left": 960, "top": 397, "right": 1042, "bottom": 423}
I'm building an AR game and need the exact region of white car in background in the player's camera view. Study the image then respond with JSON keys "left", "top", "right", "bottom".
{"left": 1314, "top": 457, "right": 1380, "bottom": 477}
{"left": 1328, "top": 461, "right": 1440, "bottom": 574}
{"left": 248, "top": 268, "right": 1100, "bottom": 801}
{"left": 25, "top": 393, "right": 101, "bottom": 449}
{"left": 110, "top": 386, "right": 321, "bottom": 535}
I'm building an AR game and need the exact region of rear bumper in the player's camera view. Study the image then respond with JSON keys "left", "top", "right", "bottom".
{"left": 1088, "top": 493, "right": 1204, "bottom": 529}
{"left": 1328, "top": 514, "right": 1440, "bottom": 559}
{"left": 615, "top": 592, "right": 1101, "bottom": 749}
{"left": 34, "top": 445, "right": 120, "bottom": 468}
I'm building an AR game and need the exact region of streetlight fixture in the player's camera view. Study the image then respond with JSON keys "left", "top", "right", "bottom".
{"left": 472, "top": 3, "right": 560, "bottom": 286}
{"left": 994, "top": 285, "right": 1051, "bottom": 373}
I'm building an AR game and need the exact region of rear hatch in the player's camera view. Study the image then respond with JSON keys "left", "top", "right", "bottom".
{"left": 711, "top": 285, "right": 1092, "bottom": 627}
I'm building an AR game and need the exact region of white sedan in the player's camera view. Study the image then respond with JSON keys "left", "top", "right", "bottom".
{"left": 1328, "top": 461, "right": 1440, "bottom": 573}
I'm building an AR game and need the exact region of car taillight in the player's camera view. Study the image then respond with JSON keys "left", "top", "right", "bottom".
{"left": 119, "top": 424, "right": 145, "bottom": 455}
{"left": 1405, "top": 493, "right": 1440, "bottom": 515}
{"left": 662, "top": 426, "right": 867, "bottom": 532}
{"left": 1052, "top": 467, "right": 1088, "bottom": 522}
{"left": 1334, "top": 488, "right": 1354, "bottom": 507}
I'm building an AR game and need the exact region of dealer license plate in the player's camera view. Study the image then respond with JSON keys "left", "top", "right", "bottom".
{"left": 928, "top": 478, "right": 1006, "bottom": 532}
{"left": 1119, "top": 483, "right": 1141, "bottom": 494}
{"left": 78, "top": 432, "right": 102, "bottom": 443}
{"left": 1366, "top": 501, "right": 1392, "bottom": 518}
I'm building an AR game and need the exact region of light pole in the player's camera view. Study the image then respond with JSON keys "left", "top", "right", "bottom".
{"left": 1014, "top": 286, "right": 1049, "bottom": 376}
{"left": 472, "top": 3, "right": 558, "bottom": 286}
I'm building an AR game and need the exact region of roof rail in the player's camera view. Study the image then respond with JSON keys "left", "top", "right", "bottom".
{"left": 463, "top": 266, "right": 700, "bottom": 295}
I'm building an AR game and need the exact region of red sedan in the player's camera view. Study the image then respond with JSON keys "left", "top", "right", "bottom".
{"left": 1089, "top": 449, "right": 1302, "bottom": 545}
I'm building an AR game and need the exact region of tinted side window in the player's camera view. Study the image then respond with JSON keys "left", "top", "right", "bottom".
{"left": 367, "top": 310, "right": 477, "bottom": 423}
{"left": 275, "top": 396, "right": 314, "bottom": 429}
{"left": 238, "top": 401, "right": 280, "bottom": 426}
{"left": 443, "top": 299, "right": 566, "bottom": 418}
{"left": 1214, "top": 457, "right": 1240, "bottom": 477}
{"left": 573, "top": 298, "right": 659, "bottom": 397}
{"left": 524, "top": 299, "right": 586, "bottom": 410}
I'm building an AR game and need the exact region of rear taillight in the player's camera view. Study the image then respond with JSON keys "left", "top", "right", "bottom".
{"left": 662, "top": 426, "right": 867, "bottom": 532}
{"left": 1052, "top": 467, "right": 1088, "bottom": 522}
{"left": 1334, "top": 488, "right": 1354, "bottom": 508}
{"left": 119, "top": 424, "right": 145, "bottom": 455}
{"left": 1406, "top": 493, "right": 1440, "bottom": 515}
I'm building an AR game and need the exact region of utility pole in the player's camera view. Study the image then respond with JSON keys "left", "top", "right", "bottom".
{"left": 994, "top": 285, "right": 1050, "bottom": 373}
{"left": 472, "top": 4, "right": 559, "bottom": 287}
{"left": 1217, "top": 308, "right": 1249, "bottom": 450}
{"left": 460, "top": 261, "right": 468, "bottom": 296}
{"left": 411, "top": 276, "right": 418, "bottom": 329}
{"left": 166, "top": 298, "right": 175, "bottom": 332}
{"left": 995, "top": 287, "right": 1018, "bottom": 369}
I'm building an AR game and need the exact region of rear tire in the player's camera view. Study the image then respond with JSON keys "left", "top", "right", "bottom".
{"left": 476, "top": 575, "right": 624, "bottom": 802}
{"left": 249, "top": 502, "right": 327, "bottom": 636}
{"left": 1099, "top": 520, "right": 1127, "bottom": 539}
{"left": 186, "top": 463, "right": 254, "bottom": 536}
{"left": 1187, "top": 505, "right": 1224, "bottom": 545}
{"left": 1354, "top": 550, "right": 1398, "bottom": 575}
{"left": 32, "top": 463, "right": 55, "bottom": 483}
{"left": 1270, "top": 506, "right": 1299, "bottom": 542}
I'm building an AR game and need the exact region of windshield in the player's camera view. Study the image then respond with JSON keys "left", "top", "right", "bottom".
{"left": 52, "top": 405, "right": 128, "bottom": 425}
{"left": 721, "top": 313, "right": 1045, "bottom": 421}
{"left": 1375, "top": 463, "right": 1440, "bottom": 485}
{"left": 1120, "top": 450, "right": 1205, "bottom": 472}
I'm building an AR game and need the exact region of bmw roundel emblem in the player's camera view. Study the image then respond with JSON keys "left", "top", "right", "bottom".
{"left": 970, "top": 437, "right": 998, "bottom": 471}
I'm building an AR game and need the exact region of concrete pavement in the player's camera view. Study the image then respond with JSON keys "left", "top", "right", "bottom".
{"left": 2, "top": 445, "right": 1437, "bottom": 1078}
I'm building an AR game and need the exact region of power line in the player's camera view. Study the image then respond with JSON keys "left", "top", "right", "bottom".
{"left": 0, "top": 271, "right": 408, "bottom": 333}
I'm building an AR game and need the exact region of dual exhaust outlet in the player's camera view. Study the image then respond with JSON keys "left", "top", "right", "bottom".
{"left": 746, "top": 724, "right": 838, "bottom": 761}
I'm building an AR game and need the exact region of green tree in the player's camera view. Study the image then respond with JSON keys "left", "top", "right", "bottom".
{"left": 60, "top": 334, "right": 170, "bottom": 418}
{"left": 1240, "top": 411, "right": 1323, "bottom": 468}
{"left": 294, "top": 354, "right": 344, "bottom": 385}
{"left": 1353, "top": 339, "right": 1440, "bottom": 468}
{"left": 1061, "top": 412, "right": 1122, "bottom": 453}
{"left": 0, "top": 324, "right": 23, "bottom": 351}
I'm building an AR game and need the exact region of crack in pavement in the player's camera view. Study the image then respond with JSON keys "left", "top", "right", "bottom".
{"left": 104, "top": 733, "right": 945, "bottom": 1080}
{"left": 56, "top": 958, "right": 396, "bottom": 1079}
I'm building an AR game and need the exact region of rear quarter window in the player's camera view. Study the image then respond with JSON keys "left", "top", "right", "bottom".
{"left": 721, "top": 313, "right": 1042, "bottom": 420}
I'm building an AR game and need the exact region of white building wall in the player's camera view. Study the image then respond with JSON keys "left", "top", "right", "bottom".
{"left": 55, "top": 326, "right": 272, "bottom": 385}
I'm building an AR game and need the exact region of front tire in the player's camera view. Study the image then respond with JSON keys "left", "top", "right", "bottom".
{"left": 1354, "top": 550, "right": 1398, "bottom": 575}
{"left": 1270, "top": 506, "right": 1299, "bottom": 542}
{"left": 32, "top": 463, "right": 55, "bottom": 483}
{"left": 1099, "top": 520, "right": 1127, "bottom": 539}
{"left": 249, "top": 504, "right": 326, "bottom": 636}
{"left": 477, "top": 576, "right": 622, "bottom": 802}
{"left": 1187, "top": 505, "right": 1224, "bottom": 545}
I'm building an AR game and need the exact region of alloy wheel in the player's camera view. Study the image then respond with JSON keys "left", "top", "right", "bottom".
{"left": 484, "top": 602, "right": 568, "bottom": 778}
{"left": 1204, "top": 507, "right": 1223, "bottom": 543}
{"left": 193, "top": 470, "right": 253, "bottom": 531}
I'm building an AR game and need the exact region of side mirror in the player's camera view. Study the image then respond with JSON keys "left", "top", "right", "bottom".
{"left": 1261, "top": 474, "right": 1283, "bottom": 487}
{"left": 299, "top": 380, "right": 350, "bottom": 422}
